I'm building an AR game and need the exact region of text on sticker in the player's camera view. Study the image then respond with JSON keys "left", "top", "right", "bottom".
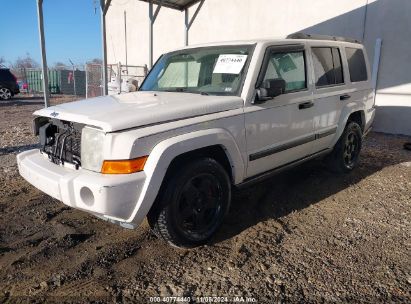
{"left": 213, "top": 54, "right": 248, "bottom": 74}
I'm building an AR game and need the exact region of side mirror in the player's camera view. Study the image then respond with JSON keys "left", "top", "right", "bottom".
{"left": 256, "top": 78, "right": 286, "bottom": 102}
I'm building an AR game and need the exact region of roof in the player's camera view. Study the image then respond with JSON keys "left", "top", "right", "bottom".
{"left": 287, "top": 32, "right": 361, "bottom": 44}
{"left": 138, "top": 0, "right": 202, "bottom": 11}
{"left": 166, "top": 37, "right": 364, "bottom": 53}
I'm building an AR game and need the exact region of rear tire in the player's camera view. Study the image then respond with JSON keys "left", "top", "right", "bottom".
{"left": 327, "top": 121, "right": 362, "bottom": 173}
{"left": 0, "top": 88, "right": 12, "bottom": 100}
{"left": 148, "top": 158, "right": 231, "bottom": 248}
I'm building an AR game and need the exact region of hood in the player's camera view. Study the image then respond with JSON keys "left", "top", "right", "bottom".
{"left": 34, "top": 91, "right": 243, "bottom": 132}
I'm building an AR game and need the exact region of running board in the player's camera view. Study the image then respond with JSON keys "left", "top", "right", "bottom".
{"left": 236, "top": 148, "right": 331, "bottom": 189}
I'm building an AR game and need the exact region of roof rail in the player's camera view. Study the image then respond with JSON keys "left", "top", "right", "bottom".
{"left": 286, "top": 32, "right": 361, "bottom": 44}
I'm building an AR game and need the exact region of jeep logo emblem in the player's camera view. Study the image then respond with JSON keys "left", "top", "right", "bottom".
{"left": 50, "top": 112, "right": 59, "bottom": 117}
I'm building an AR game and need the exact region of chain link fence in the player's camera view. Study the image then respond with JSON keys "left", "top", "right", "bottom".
{"left": 85, "top": 64, "right": 103, "bottom": 98}
{"left": 17, "top": 66, "right": 86, "bottom": 96}
{"left": 14, "top": 62, "right": 148, "bottom": 99}
{"left": 106, "top": 63, "right": 148, "bottom": 95}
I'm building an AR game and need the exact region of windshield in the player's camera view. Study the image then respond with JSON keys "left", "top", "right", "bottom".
{"left": 140, "top": 45, "right": 254, "bottom": 96}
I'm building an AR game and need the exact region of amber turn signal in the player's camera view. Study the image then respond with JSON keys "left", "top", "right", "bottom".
{"left": 101, "top": 156, "right": 148, "bottom": 174}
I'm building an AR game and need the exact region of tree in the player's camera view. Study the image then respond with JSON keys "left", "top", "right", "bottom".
{"left": 53, "top": 61, "right": 67, "bottom": 69}
{"left": 87, "top": 58, "right": 103, "bottom": 65}
{"left": 12, "top": 53, "right": 39, "bottom": 69}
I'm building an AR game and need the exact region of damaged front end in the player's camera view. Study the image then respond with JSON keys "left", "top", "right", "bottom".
{"left": 34, "top": 117, "right": 84, "bottom": 169}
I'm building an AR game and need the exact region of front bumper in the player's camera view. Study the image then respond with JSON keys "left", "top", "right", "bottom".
{"left": 17, "top": 149, "right": 146, "bottom": 224}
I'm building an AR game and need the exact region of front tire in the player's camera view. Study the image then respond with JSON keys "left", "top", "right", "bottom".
{"left": 328, "top": 121, "right": 363, "bottom": 173}
{"left": 148, "top": 158, "right": 231, "bottom": 248}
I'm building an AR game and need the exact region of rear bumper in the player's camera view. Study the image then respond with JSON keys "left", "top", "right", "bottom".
{"left": 13, "top": 84, "right": 20, "bottom": 94}
{"left": 17, "top": 149, "right": 146, "bottom": 224}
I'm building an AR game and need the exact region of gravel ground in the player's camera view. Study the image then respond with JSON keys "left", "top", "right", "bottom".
{"left": 0, "top": 96, "right": 410, "bottom": 303}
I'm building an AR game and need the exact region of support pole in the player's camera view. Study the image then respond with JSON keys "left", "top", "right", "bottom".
{"left": 149, "top": 2, "right": 154, "bottom": 69}
{"left": 124, "top": 10, "right": 128, "bottom": 72}
{"left": 371, "top": 38, "right": 382, "bottom": 104}
{"left": 148, "top": 1, "right": 162, "bottom": 69}
{"left": 117, "top": 61, "right": 122, "bottom": 94}
{"left": 36, "top": 0, "right": 49, "bottom": 107}
{"left": 69, "top": 59, "right": 77, "bottom": 96}
{"left": 184, "top": 0, "right": 204, "bottom": 46}
{"left": 85, "top": 64, "right": 88, "bottom": 99}
{"left": 100, "top": 0, "right": 109, "bottom": 95}
{"left": 184, "top": 8, "right": 189, "bottom": 46}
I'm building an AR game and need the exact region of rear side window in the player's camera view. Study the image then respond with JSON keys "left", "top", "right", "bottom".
{"left": 263, "top": 51, "right": 306, "bottom": 92}
{"left": 345, "top": 48, "right": 368, "bottom": 82}
{"left": 312, "top": 47, "right": 344, "bottom": 87}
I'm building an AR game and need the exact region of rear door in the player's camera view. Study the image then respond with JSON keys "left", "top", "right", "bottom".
{"left": 244, "top": 44, "right": 316, "bottom": 178}
{"left": 309, "top": 43, "right": 351, "bottom": 152}
{"left": 344, "top": 46, "right": 373, "bottom": 130}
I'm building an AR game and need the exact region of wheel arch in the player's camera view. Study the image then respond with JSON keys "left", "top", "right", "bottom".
{"left": 347, "top": 110, "right": 365, "bottom": 132}
{"left": 335, "top": 103, "right": 366, "bottom": 144}
{"left": 165, "top": 145, "right": 234, "bottom": 183}
{"left": 126, "top": 128, "right": 245, "bottom": 225}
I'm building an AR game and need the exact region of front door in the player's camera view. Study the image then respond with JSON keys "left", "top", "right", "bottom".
{"left": 245, "top": 44, "right": 315, "bottom": 178}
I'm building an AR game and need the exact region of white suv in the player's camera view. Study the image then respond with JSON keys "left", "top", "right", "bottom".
{"left": 17, "top": 34, "right": 375, "bottom": 247}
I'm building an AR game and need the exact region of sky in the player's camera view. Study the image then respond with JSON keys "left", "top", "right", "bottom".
{"left": 0, "top": 0, "right": 102, "bottom": 67}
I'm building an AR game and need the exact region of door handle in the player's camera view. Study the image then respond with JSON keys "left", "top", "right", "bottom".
{"left": 340, "top": 94, "right": 351, "bottom": 100}
{"left": 298, "top": 101, "right": 314, "bottom": 110}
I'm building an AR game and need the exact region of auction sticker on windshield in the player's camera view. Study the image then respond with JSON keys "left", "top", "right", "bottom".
{"left": 213, "top": 54, "right": 248, "bottom": 74}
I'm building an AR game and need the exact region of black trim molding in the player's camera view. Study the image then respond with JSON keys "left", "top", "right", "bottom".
{"left": 249, "top": 134, "right": 315, "bottom": 161}
{"left": 249, "top": 127, "right": 337, "bottom": 161}
{"left": 316, "top": 127, "right": 338, "bottom": 139}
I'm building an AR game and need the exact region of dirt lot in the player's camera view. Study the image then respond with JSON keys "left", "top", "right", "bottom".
{"left": 0, "top": 96, "right": 410, "bottom": 303}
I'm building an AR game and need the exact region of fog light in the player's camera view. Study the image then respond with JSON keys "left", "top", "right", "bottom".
{"left": 80, "top": 187, "right": 94, "bottom": 206}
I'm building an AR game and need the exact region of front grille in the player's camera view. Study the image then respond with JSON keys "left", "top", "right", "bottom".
{"left": 39, "top": 120, "right": 83, "bottom": 169}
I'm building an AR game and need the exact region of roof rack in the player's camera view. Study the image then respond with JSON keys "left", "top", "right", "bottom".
{"left": 286, "top": 32, "right": 361, "bottom": 44}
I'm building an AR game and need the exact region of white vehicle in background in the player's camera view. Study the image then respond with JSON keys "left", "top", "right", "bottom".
{"left": 17, "top": 34, "right": 375, "bottom": 248}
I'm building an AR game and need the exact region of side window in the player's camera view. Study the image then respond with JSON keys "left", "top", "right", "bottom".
{"left": 312, "top": 47, "right": 344, "bottom": 87}
{"left": 345, "top": 47, "right": 368, "bottom": 82}
{"left": 263, "top": 51, "right": 306, "bottom": 92}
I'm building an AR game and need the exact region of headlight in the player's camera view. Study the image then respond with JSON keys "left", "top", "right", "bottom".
{"left": 81, "top": 126, "right": 105, "bottom": 172}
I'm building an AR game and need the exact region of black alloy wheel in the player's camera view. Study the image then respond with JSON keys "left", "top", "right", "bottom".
{"left": 148, "top": 158, "right": 231, "bottom": 248}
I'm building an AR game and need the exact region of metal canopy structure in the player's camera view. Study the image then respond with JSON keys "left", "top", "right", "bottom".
{"left": 36, "top": 0, "right": 205, "bottom": 106}
{"left": 145, "top": 0, "right": 205, "bottom": 67}
{"left": 140, "top": 0, "right": 202, "bottom": 11}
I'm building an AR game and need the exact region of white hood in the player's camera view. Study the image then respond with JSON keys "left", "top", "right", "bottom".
{"left": 34, "top": 91, "right": 244, "bottom": 132}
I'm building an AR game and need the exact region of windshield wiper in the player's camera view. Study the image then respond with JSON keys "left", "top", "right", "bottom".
{"left": 160, "top": 88, "right": 187, "bottom": 93}
{"left": 184, "top": 90, "right": 210, "bottom": 96}
{"left": 161, "top": 88, "right": 209, "bottom": 95}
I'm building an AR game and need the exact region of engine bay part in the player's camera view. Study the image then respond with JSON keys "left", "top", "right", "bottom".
{"left": 38, "top": 119, "right": 83, "bottom": 168}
